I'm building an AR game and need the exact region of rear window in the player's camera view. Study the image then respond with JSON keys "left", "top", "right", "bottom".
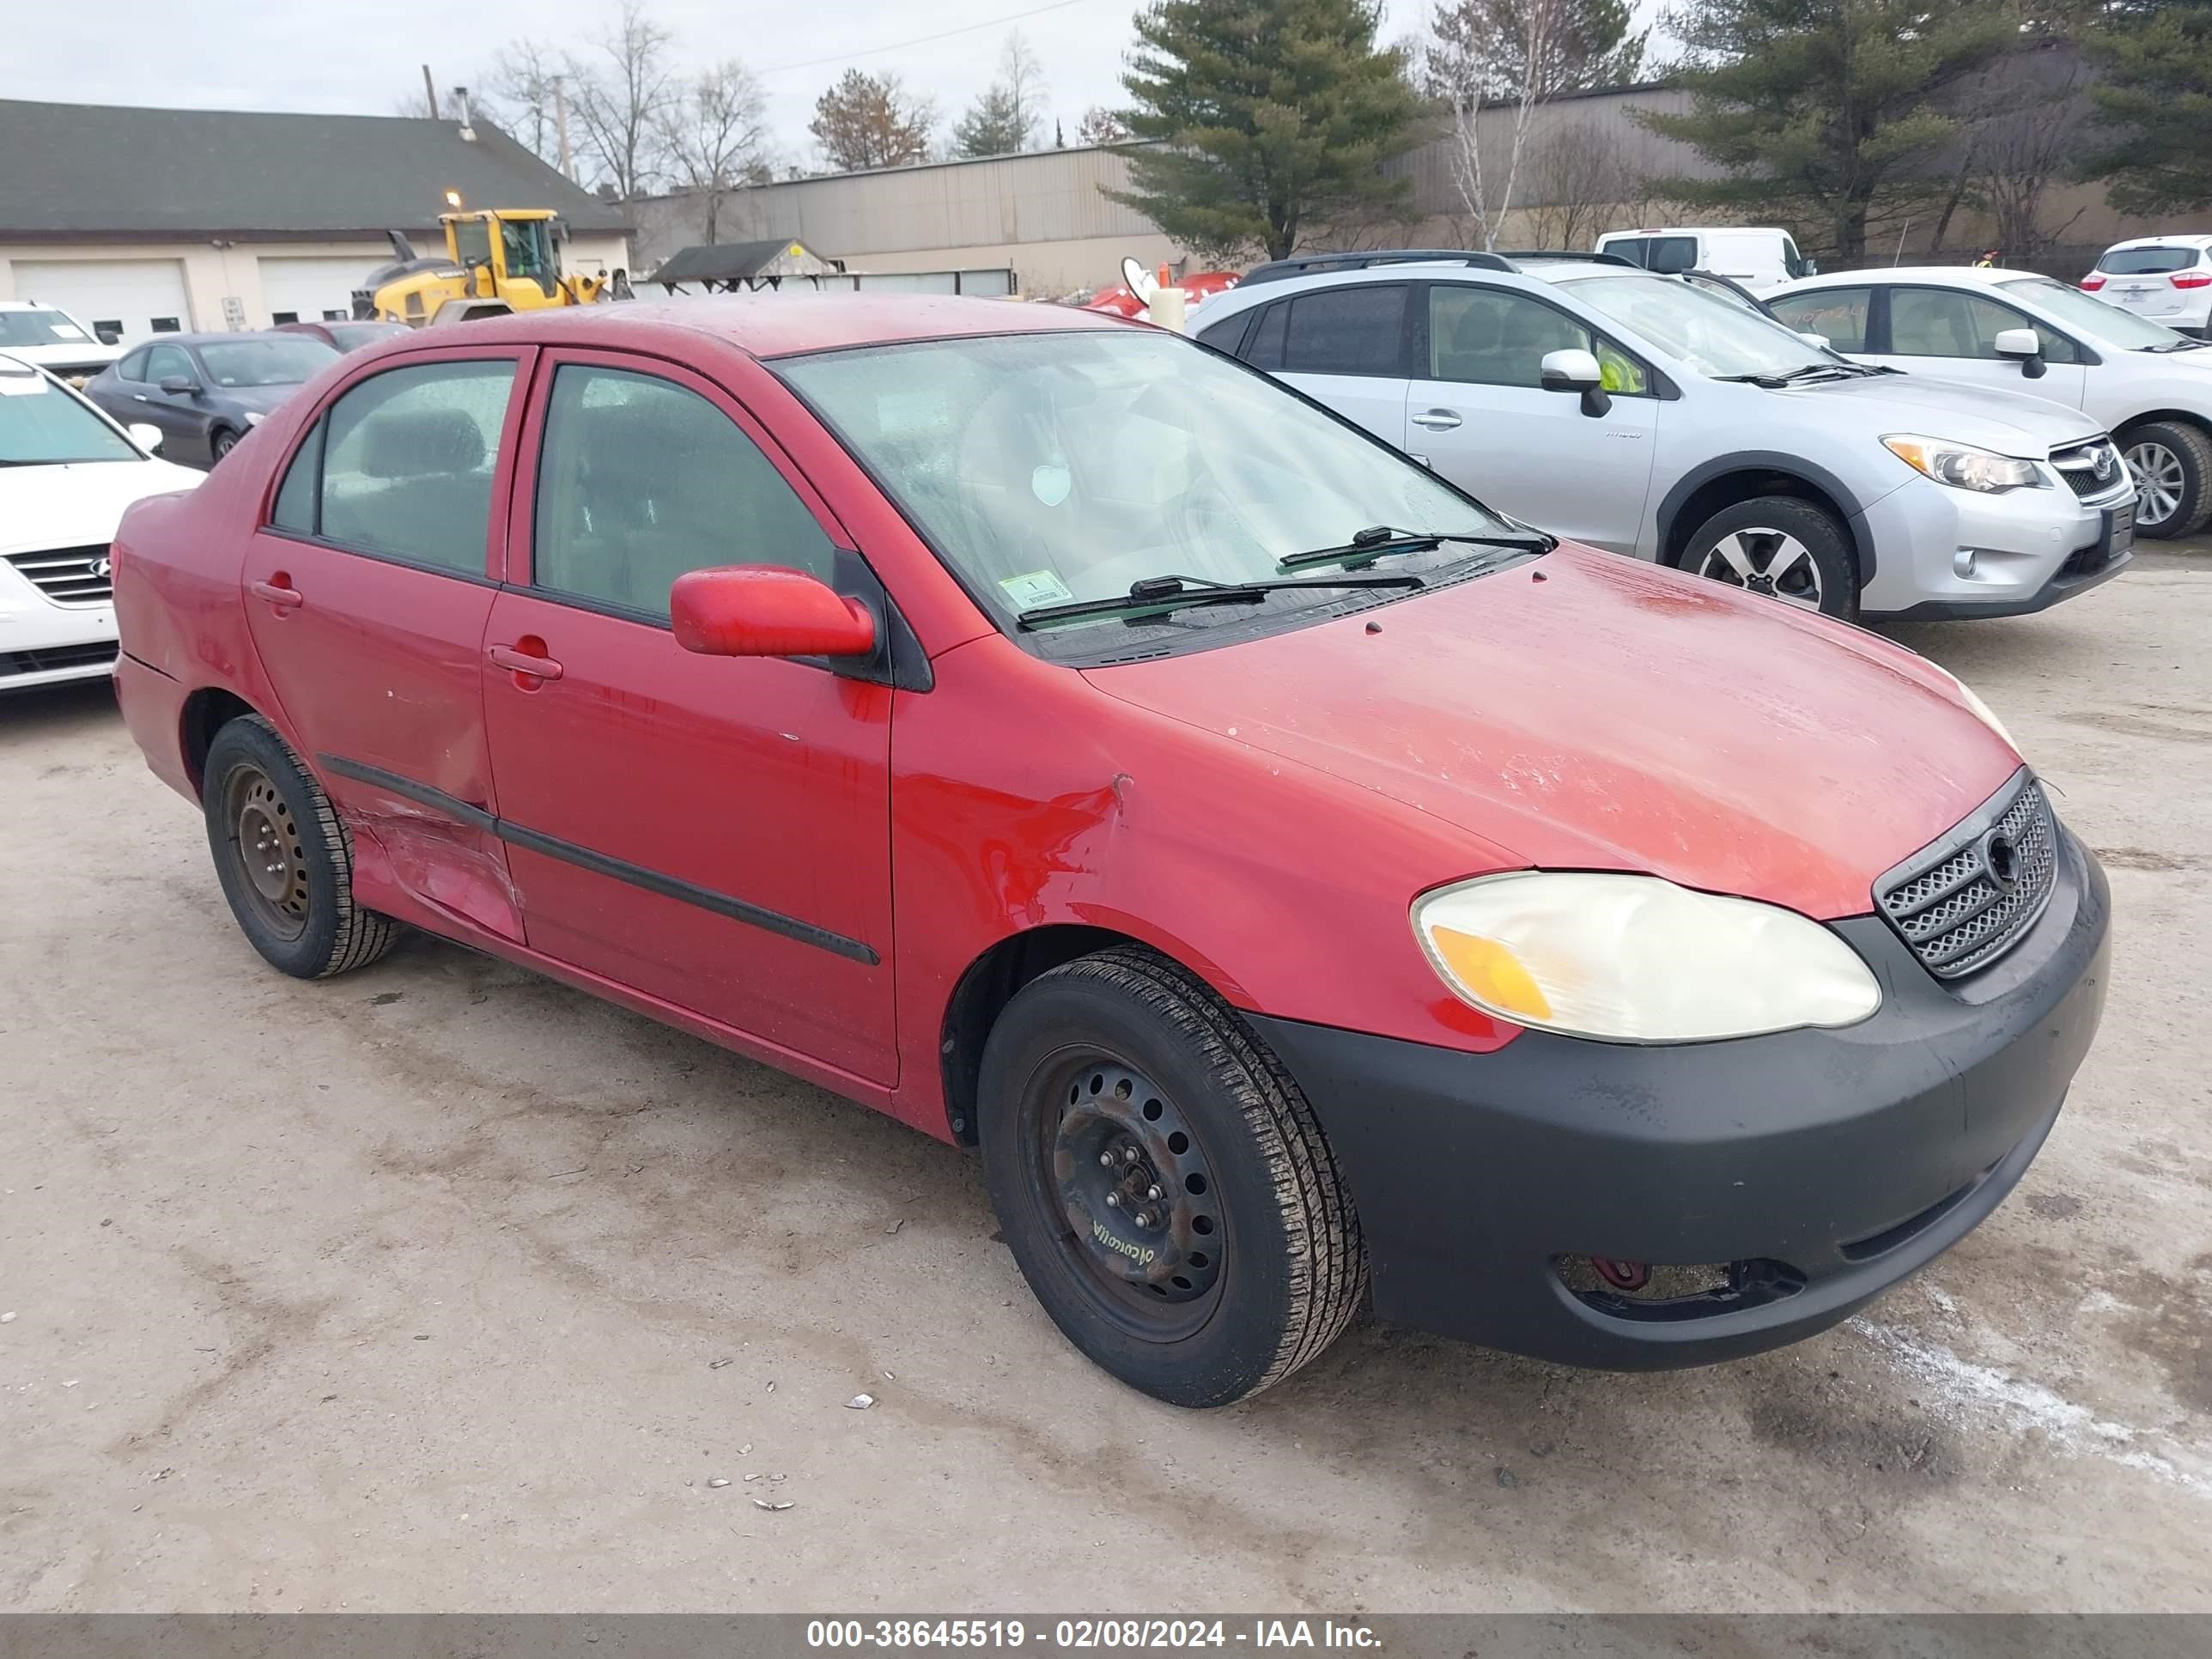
{"left": 1601, "top": 237, "right": 1698, "bottom": 275}
{"left": 2098, "top": 246, "right": 2204, "bottom": 275}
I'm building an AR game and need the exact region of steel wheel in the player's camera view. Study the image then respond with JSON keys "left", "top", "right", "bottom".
{"left": 2126, "top": 438, "right": 2186, "bottom": 529}
{"left": 222, "top": 763, "right": 310, "bottom": 943}
{"left": 1692, "top": 527, "right": 1825, "bottom": 610}
{"left": 1029, "top": 1051, "right": 1225, "bottom": 1341}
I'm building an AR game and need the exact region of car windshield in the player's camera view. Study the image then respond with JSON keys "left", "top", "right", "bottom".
{"left": 1561, "top": 275, "right": 1830, "bottom": 377}
{"left": 0, "top": 309, "right": 96, "bottom": 349}
{"left": 2098, "top": 247, "right": 2200, "bottom": 275}
{"left": 774, "top": 328, "right": 1521, "bottom": 645}
{"left": 0, "top": 367, "right": 139, "bottom": 464}
{"left": 1998, "top": 276, "right": 2194, "bottom": 349}
{"left": 198, "top": 337, "right": 339, "bottom": 387}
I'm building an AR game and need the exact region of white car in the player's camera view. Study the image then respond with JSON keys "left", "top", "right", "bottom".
{"left": 0, "top": 299, "right": 125, "bottom": 386}
{"left": 1594, "top": 227, "right": 1815, "bottom": 292}
{"left": 1194, "top": 254, "right": 2131, "bottom": 621}
{"left": 2081, "top": 235, "right": 2212, "bottom": 337}
{"left": 1769, "top": 264, "right": 2212, "bottom": 537}
{"left": 1, "top": 353, "right": 200, "bottom": 693}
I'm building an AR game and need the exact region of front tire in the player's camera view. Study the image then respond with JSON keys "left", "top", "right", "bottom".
{"left": 209, "top": 427, "right": 240, "bottom": 464}
{"left": 1681, "top": 495, "right": 1858, "bottom": 619}
{"left": 2119, "top": 419, "right": 2212, "bottom": 538}
{"left": 202, "top": 714, "right": 398, "bottom": 978}
{"left": 978, "top": 947, "right": 1366, "bottom": 1407}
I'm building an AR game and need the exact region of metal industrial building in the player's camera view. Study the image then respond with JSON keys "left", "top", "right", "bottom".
{"left": 0, "top": 99, "right": 630, "bottom": 343}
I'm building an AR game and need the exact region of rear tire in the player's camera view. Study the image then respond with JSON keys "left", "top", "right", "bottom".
{"left": 202, "top": 714, "right": 399, "bottom": 979}
{"left": 2119, "top": 419, "right": 2212, "bottom": 538}
{"left": 978, "top": 947, "right": 1366, "bottom": 1407}
{"left": 1681, "top": 495, "right": 1858, "bottom": 619}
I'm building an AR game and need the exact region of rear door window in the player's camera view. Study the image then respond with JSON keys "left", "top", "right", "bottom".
{"left": 1770, "top": 288, "right": 1873, "bottom": 352}
{"left": 1243, "top": 301, "right": 1289, "bottom": 370}
{"left": 1280, "top": 285, "right": 1408, "bottom": 376}
{"left": 317, "top": 359, "right": 517, "bottom": 574}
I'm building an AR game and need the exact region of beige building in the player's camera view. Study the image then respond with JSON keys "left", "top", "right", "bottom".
{"left": 0, "top": 98, "right": 630, "bottom": 344}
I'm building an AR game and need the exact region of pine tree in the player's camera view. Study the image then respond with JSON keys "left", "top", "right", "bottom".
{"left": 1638, "top": 0, "right": 2014, "bottom": 262}
{"left": 1109, "top": 0, "right": 1426, "bottom": 263}
{"left": 2082, "top": 0, "right": 2212, "bottom": 215}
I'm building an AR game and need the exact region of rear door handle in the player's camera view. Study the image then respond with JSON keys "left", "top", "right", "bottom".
{"left": 249, "top": 578, "right": 303, "bottom": 609}
{"left": 1410, "top": 408, "right": 1463, "bottom": 430}
{"left": 489, "top": 643, "right": 564, "bottom": 682}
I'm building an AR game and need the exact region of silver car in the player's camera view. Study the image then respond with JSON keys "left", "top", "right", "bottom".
{"left": 1193, "top": 256, "right": 2135, "bottom": 621}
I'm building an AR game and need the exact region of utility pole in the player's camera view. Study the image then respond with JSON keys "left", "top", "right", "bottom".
{"left": 421, "top": 64, "right": 439, "bottom": 119}
{"left": 552, "top": 74, "right": 574, "bottom": 180}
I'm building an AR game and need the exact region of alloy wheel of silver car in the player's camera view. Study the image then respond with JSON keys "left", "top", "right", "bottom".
{"left": 2125, "top": 439, "right": 2186, "bottom": 529}
{"left": 1692, "top": 528, "right": 1826, "bottom": 611}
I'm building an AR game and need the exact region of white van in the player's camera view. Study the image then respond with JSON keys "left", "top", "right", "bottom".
{"left": 1595, "top": 228, "right": 1815, "bottom": 293}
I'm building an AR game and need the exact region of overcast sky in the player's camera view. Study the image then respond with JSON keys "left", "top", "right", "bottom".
{"left": 1, "top": 0, "right": 1190, "bottom": 172}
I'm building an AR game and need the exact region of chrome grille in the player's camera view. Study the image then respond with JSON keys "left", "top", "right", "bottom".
{"left": 2051, "top": 440, "right": 2128, "bottom": 500}
{"left": 1876, "top": 774, "right": 2058, "bottom": 978}
{"left": 3, "top": 544, "right": 112, "bottom": 605}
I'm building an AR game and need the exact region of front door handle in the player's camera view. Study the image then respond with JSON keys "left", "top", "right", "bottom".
{"left": 1410, "top": 408, "right": 1463, "bottom": 431}
{"left": 489, "top": 642, "right": 564, "bottom": 683}
{"left": 249, "top": 577, "right": 303, "bottom": 609}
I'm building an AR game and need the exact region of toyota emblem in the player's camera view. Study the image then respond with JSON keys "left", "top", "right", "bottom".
{"left": 1981, "top": 830, "right": 2021, "bottom": 892}
{"left": 89, "top": 556, "right": 112, "bottom": 580}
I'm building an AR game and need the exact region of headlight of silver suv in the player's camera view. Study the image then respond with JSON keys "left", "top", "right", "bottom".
{"left": 1882, "top": 434, "right": 2043, "bottom": 493}
{"left": 1411, "top": 872, "right": 1882, "bottom": 1043}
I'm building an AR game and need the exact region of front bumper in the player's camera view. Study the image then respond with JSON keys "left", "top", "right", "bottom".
{"left": 1250, "top": 829, "right": 2110, "bottom": 1370}
{"left": 0, "top": 588, "right": 118, "bottom": 692}
{"left": 1856, "top": 470, "right": 2134, "bottom": 620}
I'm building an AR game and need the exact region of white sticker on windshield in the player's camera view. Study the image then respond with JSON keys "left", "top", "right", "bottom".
{"left": 50, "top": 323, "right": 88, "bottom": 340}
{"left": 1000, "top": 569, "right": 1075, "bottom": 609}
{"left": 0, "top": 374, "right": 50, "bottom": 396}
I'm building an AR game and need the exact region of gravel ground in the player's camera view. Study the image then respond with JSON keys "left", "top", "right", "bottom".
{"left": 1, "top": 549, "right": 2207, "bottom": 1613}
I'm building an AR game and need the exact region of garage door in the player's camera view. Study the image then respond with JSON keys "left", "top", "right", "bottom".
{"left": 12, "top": 258, "right": 192, "bottom": 345}
{"left": 258, "top": 255, "right": 377, "bottom": 326}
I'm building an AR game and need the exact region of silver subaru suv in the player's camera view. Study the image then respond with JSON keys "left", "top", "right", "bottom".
{"left": 1192, "top": 254, "right": 2135, "bottom": 621}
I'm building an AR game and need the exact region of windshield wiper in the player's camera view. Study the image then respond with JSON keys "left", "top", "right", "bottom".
{"left": 1711, "top": 371, "right": 1795, "bottom": 388}
{"left": 1276, "top": 523, "right": 1552, "bottom": 571}
{"left": 1016, "top": 570, "right": 1422, "bottom": 630}
{"left": 2141, "top": 338, "right": 2211, "bottom": 353}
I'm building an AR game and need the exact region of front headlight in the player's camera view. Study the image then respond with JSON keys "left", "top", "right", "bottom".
{"left": 1412, "top": 872, "right": 1881, "bottom": 1043}
{"left": 1882, "top": 434, "right": 2041, "bottom": 492}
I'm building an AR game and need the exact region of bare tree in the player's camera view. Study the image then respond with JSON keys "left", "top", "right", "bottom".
{"left": 1076, "top": 106, "right": 1129, "bottom": 147}
{"left": 1968, "top": 46, "right": 2091, "bottom": 259}
{"left": 809, "top": 70, "right": 936, "bottom": 172}
{"left": 660, "top": 59, "right": 773, "bottom": 243}
{"left": 1000, "top": 29, "right": 1049, "bottom": 149}
{"left": 481, "top": 39, "right": 564, "bottom": 166}
{"left": 953, "top": 30, "right": 1049, "bottom": 157}
{"left": 565, "top": 0, "right": 679, "bottom": 200}
{"left": 1429, "top": 0, "right": 1567, "bottom": 249}
{"left": 1523, "top": 115, "right": 1640, "bottom": 249}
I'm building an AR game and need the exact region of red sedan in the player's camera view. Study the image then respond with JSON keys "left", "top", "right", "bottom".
{"left": 111, "top": 296, "right": 2108, "bottom": 1407}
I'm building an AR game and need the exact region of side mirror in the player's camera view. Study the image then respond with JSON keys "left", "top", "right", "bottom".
{"left": 1797, "top": 331, "right": 1832, "bottom": 350}
{"left": 126, "top": 422, "right": 164, "bottom": 454}
{"left": 671, "top": 566, "right": 878, "bottom": 660}
{"left": 96, "top": 327, "right": 122, "bottom": 346}
{"left": 158, "top": 374, "right": 202, "bottom": 397}
{"left": 1994, "top": 327, "right": 2047, "bottom": 378}
{"left": 1540, "top": 348, "right": 1610, "bottom": 416}
{"left": 1803, "top": 258, "right": 1820, "bottom": 276}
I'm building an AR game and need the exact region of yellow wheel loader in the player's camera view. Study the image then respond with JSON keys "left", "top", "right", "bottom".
{"left": 352, "top": 206, "right": 623, "bottom": 326}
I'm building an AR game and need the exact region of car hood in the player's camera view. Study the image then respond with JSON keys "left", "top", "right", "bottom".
{"left": 1081, "top": 545, "right": 2021, "bottom": 921}
{"left": 1782, "top": 371, "right": 2103, "bottom": 454}
{"left": 0, "top": 458, "right": 202, "bottom": 557}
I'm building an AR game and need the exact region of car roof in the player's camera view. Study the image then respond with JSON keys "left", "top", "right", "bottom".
{"left": 1776, "top": 265, "right": 2045, "bottom": 292}
{"left": 2103, "top": 234, "right": 2212, "bottom": 250}
{"left": 409, "top": 295, "right": 1133, "bottom": 361}
{"left": 137, "top": 331, "right": 325, "bottom": 349}
{"left": 1196, "top": 258, "right": 1669, "bottom": 321}
{"left": 1599, "top": 226, "right": 1790, "bottom": 237}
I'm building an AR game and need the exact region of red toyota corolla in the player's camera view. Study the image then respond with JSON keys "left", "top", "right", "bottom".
{"left": 111, "top": 297, "right": 2108, "bottom": 1407}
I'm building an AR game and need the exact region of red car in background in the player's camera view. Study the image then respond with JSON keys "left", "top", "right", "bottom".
{"left": 111, "top": 296, "right": 2107, "bottom": 1407}
{"left": 1082, "top": 269, "right": 1241, "bottom": 318}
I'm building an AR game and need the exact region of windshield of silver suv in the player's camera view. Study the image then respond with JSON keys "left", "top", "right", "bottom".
{"left": 1561, "top": 275, "right": 1836, "bottom": 379}
{"left": 776, "top": 328, "right": 1526, "bottom": 644}
{"left": 0, "top": 364, "right": 139, "bottom": 465}
{"left": 1996, "top": 276, "right": 2203, "bottom": 350}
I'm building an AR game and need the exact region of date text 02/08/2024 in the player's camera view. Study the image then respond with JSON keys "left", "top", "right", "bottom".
{"left": 804, "top": 1620, "right": 1384, "bottom": 1649}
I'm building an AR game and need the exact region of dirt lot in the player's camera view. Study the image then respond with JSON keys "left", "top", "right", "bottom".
{"left": 3, "top": 550, "right": 2209, "bottom": 1614}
